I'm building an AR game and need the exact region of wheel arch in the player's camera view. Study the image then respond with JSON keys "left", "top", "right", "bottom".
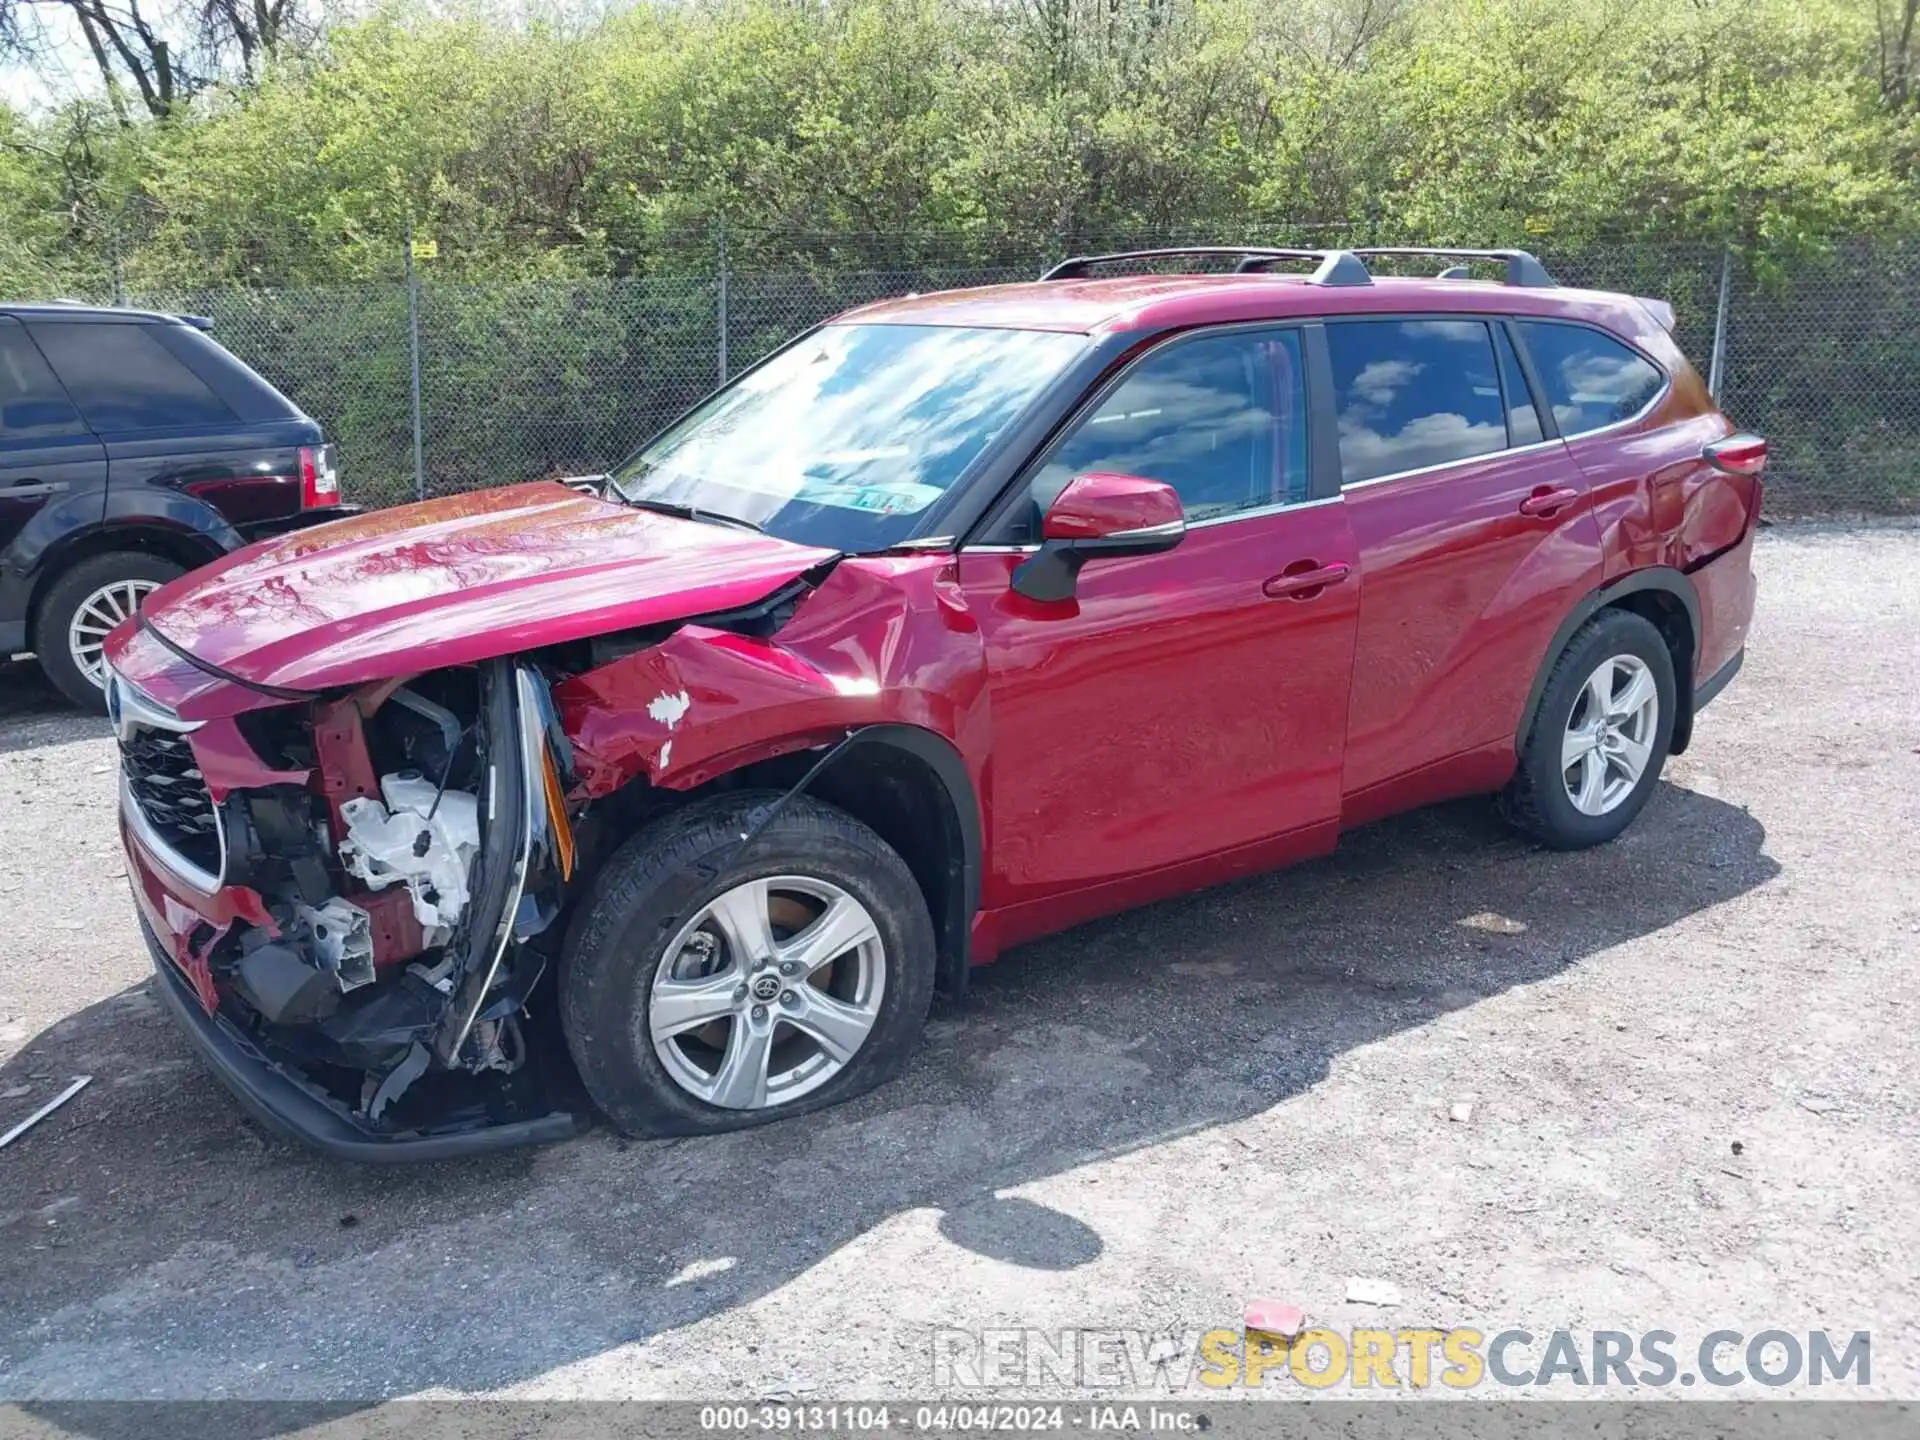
{"left": 27, "top": 521, "right": 225, "bottom": 634}
{"left": 587, "top": 724, "right": 982, "bottom": 996}
{"left": 1517, "top": 567, "right": 1701, "bottom": 758}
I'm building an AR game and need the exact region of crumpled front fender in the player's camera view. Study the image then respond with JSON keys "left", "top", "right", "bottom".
{"left": 553, "top": 557, "right": 988, "bottom": 799}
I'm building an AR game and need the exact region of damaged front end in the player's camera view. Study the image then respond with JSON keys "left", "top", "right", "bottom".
{"left": 116, "top": 657, "right": 586, "bottom": 1160}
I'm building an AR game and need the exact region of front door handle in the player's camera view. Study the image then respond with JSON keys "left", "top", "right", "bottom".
{"left": 1519, "top": 485, "right": 1580, "bottom": 518}
{"left": 1263, "top": 560, "right": 1352, "bottom": 600}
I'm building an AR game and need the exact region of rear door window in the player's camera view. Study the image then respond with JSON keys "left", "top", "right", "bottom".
{"left": 1515, "top": 321, "right": 1665, "bottom": 435}
{"left": 0, "top": 324, "right": 86, "bottom": 441}
{"left": 1325, "top": 319, "right": 1507, "bottom": 484}
{"left": 27, "top": 322, "right": 238, "bottom": 433}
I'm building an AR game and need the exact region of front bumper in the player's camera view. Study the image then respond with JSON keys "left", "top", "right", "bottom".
{"left": 143, "top": 920, "right": 587, "bottom": 1161}
{"left": 115, "top": 661, "right": 591, "bottom": 1163}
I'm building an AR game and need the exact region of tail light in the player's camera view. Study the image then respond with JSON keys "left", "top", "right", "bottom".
{"left": 299, "top": 445, "right": 340, "bottom": 508}
{"left": 1703, "top": 433, "right": 1767, "bottom": 476}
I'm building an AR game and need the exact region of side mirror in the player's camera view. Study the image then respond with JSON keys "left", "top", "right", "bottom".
{"left": 1012, "top": 472, "right": 1186, "bottom": 602}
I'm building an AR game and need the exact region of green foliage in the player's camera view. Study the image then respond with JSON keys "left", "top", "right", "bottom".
{"left": 3, "top": 0, "right": 1912, "bottom": 292}
{"left": 1, "top": 0, "right": 1914, "bottom": 511}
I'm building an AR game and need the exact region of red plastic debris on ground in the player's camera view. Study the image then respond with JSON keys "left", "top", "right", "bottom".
{"left": 1244, "top": 1301, "right": 1306, "bottom": 1339}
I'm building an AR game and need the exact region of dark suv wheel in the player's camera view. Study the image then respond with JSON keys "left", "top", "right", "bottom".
{"left": 34, "top": 552, "right": 184, "bottom": 711}
{"left": 559, "top": 791, "right": 937, "bottom": 1137}
{"left": 1502, "top": 608, "right": 1677, "bottom": 849}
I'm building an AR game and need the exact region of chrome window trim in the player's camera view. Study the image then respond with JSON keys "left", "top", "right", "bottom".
{"left": 1189, "top": 493, "right": 1344, "bottom": 528}
{"left": 962, "top": 493, "right": 1343, "bottom": 555}
{"left": 1548, "top": 377, "right": 1672, "bottom": 443}
{"left": 1106, "top": 518, "right": 1187, "bottom": 541}
{"left": 1338, "top": 435, "right": 1566, "bottom": 493}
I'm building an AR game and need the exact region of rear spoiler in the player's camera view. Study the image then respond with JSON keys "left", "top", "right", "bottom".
{"left": 1636, "top": 297, "right": 1676, "bottom": 332}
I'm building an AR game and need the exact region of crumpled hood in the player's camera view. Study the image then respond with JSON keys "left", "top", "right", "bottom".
{"left": 111, "top": 481, "right": 838, "bottom": 707}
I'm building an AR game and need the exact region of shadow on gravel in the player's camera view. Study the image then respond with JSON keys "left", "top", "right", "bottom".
{"left": 0, "top": 782, "right": 1777, "bottom": 1413}
{"left": 0, "top": 662, "right": 102, "bottom": 755}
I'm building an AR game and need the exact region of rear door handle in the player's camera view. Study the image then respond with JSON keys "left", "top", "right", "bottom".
{"left": 1519, "top": 486, "right": 1580, "bottom": 518}
{"left": 1263, "top": 561, "right": 1352, "bottom": 600}
{"left": 0, "top": 481, "right": 67, "bottom": 498}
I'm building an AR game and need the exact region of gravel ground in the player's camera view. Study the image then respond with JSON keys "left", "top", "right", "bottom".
{"left": 0, "top": 526, "right": 1915, "bottom": 1404}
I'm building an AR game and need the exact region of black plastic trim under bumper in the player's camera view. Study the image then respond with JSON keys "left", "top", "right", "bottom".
{"left": 145, "top": 930, "right": 587, "bottom": 1163}
{"left": 1694, "top": 646, "right": 1744, "bottom": 713}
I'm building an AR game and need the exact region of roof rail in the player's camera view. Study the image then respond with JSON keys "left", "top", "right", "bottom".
{"left": 1350, "top": 247, "right": 1557, "bottom": 288}
{"left": 1038, "top": 246, "right": 1373, "bottom": 288}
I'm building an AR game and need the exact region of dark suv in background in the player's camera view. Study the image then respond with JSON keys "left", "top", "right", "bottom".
{"left": 0, "top": 304, "right": 349, "bottom": 709}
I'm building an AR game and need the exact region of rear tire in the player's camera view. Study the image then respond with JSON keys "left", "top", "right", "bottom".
{"left": 34, "top": 552, "right": 185, "bottom": 712}
{"left": 559, "top": 791, "right": 936, "bottom": 1138}
{"left": 1501, "top": 608, "right": 1677, "bottom": 850}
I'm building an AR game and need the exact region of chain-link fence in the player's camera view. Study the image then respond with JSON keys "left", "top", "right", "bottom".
{"left": 125, "top": 231, "right": 1920, "bottom": 516}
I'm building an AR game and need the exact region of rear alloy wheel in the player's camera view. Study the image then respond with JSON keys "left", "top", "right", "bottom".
{"left": 1501, "top": 608, "right": 1677, "bottom": 849}
{"left": 33, "top": 552, "right": 185, "bottom": 711}
{"left": 1560, "top": 654, "right": 1659, "bottom": 817}
{"left": 560, "top": 791, "right": 936, "bottom": 1137}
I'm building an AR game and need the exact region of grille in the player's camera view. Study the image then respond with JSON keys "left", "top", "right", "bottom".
{"left": 121, "top": 725, "right": 222, "bottom": 877}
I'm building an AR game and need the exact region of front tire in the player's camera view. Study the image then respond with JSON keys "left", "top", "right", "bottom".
{"left": 1501, "top": 608, "right": 1677, "bottom": 850}
{"left": 559, "top": 791, "right": 936, "bottom": 1137}
{"left": 34, "top": 552, "right": 185, "bottom": 711}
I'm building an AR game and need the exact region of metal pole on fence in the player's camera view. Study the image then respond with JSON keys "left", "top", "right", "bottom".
{"left": 108, "top": 224, "right": 125, "bottom": 308}
{"left": 1707, "top": 244, "right": 1733, "bottom": 403}
{"left": 716, "top": 217, "right": 730, "bottom": 385}
{"left": 405, "top": 225, "right": 426, "bottom": 502}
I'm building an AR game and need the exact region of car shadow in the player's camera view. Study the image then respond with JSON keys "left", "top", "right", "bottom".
{"left": 0, "top": 661, "right": 103, "bottom": 755}
{"left": 1, "top": 781, "right": 1777, "bottom": 1418}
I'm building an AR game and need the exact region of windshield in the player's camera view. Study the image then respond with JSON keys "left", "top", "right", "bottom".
{"left": 612, "top": 323, "right": 1087, "bottom": 550}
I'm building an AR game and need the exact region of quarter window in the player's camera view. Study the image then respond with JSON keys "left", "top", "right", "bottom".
{"left": 1032, "top": 329, "right": 1306, "bottom": 528}
{"left": 1516, "top": 321, "right": 1664, "bottom": 435}
{"left": 1326, "top": 320, "right": 1507, "bottom": 485}
{"left": 26, "top": 322, "right": 236, "bottom": 433}
{"left": 0, "top": 326, "right": 84, "bottom": 441}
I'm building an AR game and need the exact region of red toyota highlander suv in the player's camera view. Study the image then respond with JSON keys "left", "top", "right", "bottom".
{"left": 102, "top": 246, "right": 1762, "bottom": 1159}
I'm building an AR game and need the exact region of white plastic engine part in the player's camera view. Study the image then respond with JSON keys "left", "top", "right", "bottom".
{"left": 337, "top": 772, "right": 481, "bottom": 944}
{"left": 292, "top": 898, "right": 376, "bottom": 991}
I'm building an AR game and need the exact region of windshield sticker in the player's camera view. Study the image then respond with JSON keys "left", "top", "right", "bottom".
{"left": 798, "top": 481, "right": 945, "bottom": 515}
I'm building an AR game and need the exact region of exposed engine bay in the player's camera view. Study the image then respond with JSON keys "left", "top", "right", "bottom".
{"left": 124, "top": 657, "right": 582, "bottom": 1144}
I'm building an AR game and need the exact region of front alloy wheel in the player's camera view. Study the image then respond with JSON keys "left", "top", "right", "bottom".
{"left": 560, "top": 791, "right": 936, "bottom": 1137}
{"left": 650, "top": 876, "right": 887, "bottom": 1109}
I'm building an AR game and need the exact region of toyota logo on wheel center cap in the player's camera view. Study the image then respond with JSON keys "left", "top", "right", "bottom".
{"left": 750, "top": 974, "right": 782, "bottom": 1001}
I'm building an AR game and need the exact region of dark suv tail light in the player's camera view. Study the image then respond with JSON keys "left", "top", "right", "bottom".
{"left": 300, "top": 445, "right": 340, "bottom": 508}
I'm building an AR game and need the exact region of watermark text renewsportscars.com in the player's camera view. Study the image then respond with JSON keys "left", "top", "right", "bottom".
{"left": 932, "top": 1327, "right": 1871, "bottom": 1391}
